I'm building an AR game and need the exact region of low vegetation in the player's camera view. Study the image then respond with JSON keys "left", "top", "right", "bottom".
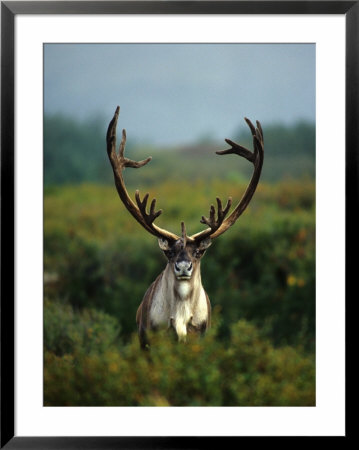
{"left": 44, "top": 178, "right": 315, "bottom": 406}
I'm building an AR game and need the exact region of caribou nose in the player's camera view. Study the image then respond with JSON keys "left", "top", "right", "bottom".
{"left": 175, "top": 260, "right": 193, "bottom": 275}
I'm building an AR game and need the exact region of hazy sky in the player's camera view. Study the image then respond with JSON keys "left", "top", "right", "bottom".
{"left": 44, "top": 43, "right": 315, "bottom": 146}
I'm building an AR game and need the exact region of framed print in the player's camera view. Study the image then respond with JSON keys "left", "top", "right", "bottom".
{"left": 1, "top": 1, "right": 356, "bottom": 447}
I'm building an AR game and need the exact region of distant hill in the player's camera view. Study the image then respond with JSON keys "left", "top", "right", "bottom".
{"left": 44, "top": 114, "right": 315, "bottom": 186}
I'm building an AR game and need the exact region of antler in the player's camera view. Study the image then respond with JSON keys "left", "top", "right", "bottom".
{"left": 106, "top": 106, "right": 179, "bottom": 242}
{"left": 190, "top": 117, "right": 264, "bottom": 241}
{"left": 107, "top": 107, "right": 263, "bottom": 244}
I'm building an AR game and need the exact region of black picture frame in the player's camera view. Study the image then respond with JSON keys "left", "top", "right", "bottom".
{"left": 1, "top": 1, "right": 356, "bottom": 447}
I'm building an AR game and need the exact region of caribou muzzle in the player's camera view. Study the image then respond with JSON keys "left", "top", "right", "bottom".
{"left": 174, "top": 260, "right": 193, "bottom": 280}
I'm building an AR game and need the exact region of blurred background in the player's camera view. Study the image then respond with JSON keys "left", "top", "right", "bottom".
{"left": 44, "top": 43, "right": 316, "bottom": 406}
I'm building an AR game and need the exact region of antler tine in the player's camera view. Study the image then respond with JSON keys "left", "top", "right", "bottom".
{"left": 199, "top": 197, "right": 232, "bottom": 226}
{"left": 181, "top": 221, "right": 187, "bottom": 247}
{"left": 256, "top": 120, "right": 263, "bottom": 141}
{"left": 135, "top": 190, "right": 163, "bottom": 227}
{"left": 190, "top": 117, "right": 264, "bottom": 242}
{"left": 118, "top": 127, "right": 126, "bottom": 157}
{"left": 108, "top": 108, "right": 152, "bottom": 170}
{"left": 216, "top": 197, "right": 232, "bottom": 222}
{"left": 194, "top": 196, "right": 233, "bottom": 241}
{"left": 106, "top": 107, "right": 179, "bottom": 243}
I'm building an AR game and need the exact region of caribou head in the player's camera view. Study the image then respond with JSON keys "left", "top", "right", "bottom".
{"left": 106, "top": 106, "right": 264, "bottom": 348}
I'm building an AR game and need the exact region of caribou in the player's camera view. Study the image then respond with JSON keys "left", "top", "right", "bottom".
{"left": 106, "top": 106, "right": 264, "bottom": 348}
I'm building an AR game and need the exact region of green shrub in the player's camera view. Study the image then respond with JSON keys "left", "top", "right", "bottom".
{"left": 44, "top": 181, "right": 315, "bottom": 348}
{"left": 203, "top": 215, "right": 315, "bottom": 349}
{"left": 44, "top": 317, "right": 315, "bottom": 407}
{"left": 44, "top": 299, "right": 121, "bottom": 356}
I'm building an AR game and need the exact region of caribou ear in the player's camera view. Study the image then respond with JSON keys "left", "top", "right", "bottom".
{"left": 158, "top": 238, "right": 171, "bottom": 251}
{"left": 198, "top": 238, "right": 212, "bottom": 250}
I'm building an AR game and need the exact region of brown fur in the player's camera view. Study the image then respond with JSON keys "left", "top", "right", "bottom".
{"left": 136, "top": 273, "right": 163, "bottom": 348}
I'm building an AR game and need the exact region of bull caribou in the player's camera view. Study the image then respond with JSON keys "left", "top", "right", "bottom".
{"left": 106, "top": 107, "right": 264, "bottom": 348}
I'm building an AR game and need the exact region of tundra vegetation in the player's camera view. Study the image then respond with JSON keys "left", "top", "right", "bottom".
{"left": 44, "top": 115, "right": 315, "bottom": 406}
